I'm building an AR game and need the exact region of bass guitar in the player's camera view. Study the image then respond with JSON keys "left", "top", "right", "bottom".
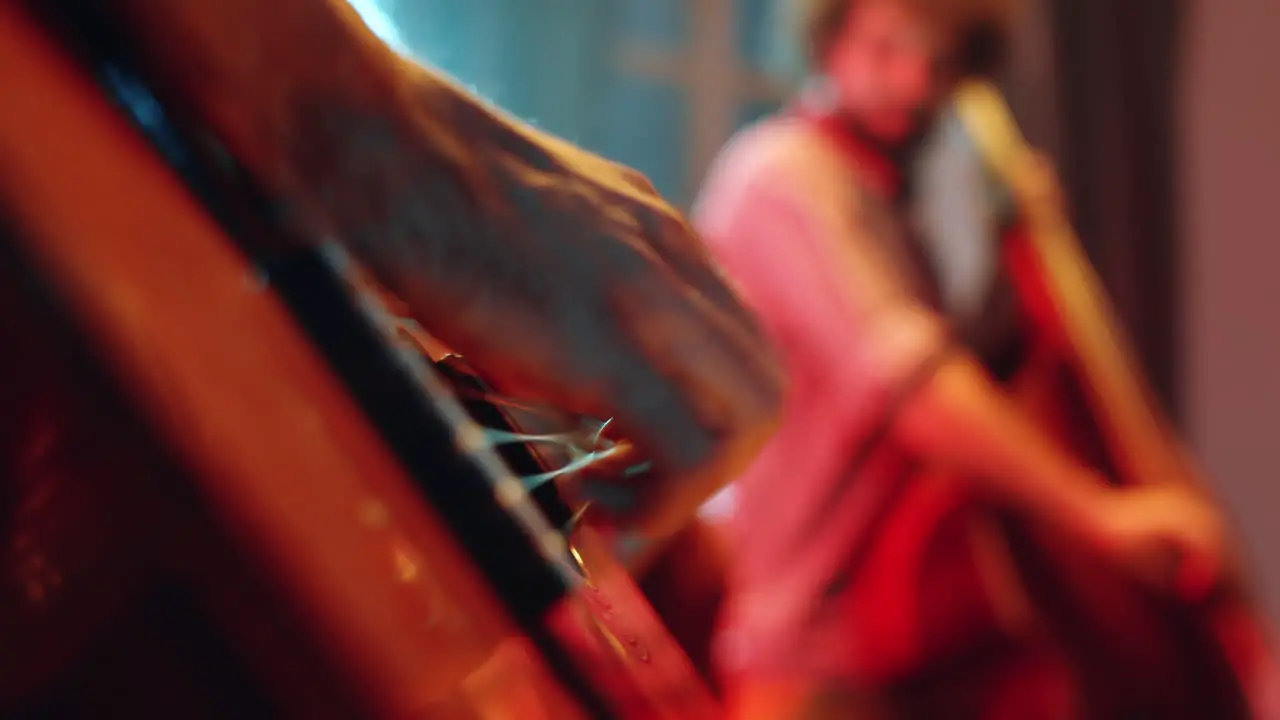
{"left": 949, "top": 80, "right": 1278, "bottom": 719}
{"left": 0, "top": 2, "right": 718, "bottom": 717}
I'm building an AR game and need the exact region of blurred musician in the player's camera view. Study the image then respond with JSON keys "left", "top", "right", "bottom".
{"left": 694, "top": 0, "right": 1233, "bottom": 716}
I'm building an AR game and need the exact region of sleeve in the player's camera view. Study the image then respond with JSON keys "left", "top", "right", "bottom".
{"left": 699, "top": 139, "right": 949, "bottom": 409}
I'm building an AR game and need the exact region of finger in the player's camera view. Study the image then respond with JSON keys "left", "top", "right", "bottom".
{"left": 591, "top": 165, "right": 773, "bottom": 354}
{"left": 633, "top": 206, "right": 768, "bottom": 343}
{"left": 585, "top": 330, "right": 716, "bottom": 475}
{"left": 616, "top": 165, "right": 660, "bottom": 196}
{"left": 600, "top": 264, "right": 783, "bottom": 542}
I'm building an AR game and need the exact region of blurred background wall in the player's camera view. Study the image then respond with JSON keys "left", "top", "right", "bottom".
{"left": 350, "top": 0, "right": 800, "bottom": 206}
{"left": 350, "top": 0, "right": 1279, "bottom": 622}
{"left": 1181, "top": 0, "right": 1280, "bottom": 623}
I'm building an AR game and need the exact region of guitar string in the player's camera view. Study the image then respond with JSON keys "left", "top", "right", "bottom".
{"left": 380, "top": 289, "right": 639, "bottom": 497}
{"left": 386, "top": 317, "right": 651, "bottom": 520}
{"left": 448, "top": 389, "right": 630, "bottom": 490}
{"left": 102, "top": 64, "right": 618, "bottom": 598}
{"left": 325, "top": 245, "right": 621, "bottom": 588}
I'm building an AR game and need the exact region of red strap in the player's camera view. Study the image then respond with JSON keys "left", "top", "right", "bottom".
{"left": 786, "top": 104, "right": 901, "bottom": 198}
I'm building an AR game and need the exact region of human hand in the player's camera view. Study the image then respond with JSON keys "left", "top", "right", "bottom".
{"left": 335, "top": 88, "right": 783, "bottom": 544}
{"left": 1087, "top": 484, "right": 1226, "bottom": 601}
{"left": 100, "top": 0, "right": 779, "bottom": 601}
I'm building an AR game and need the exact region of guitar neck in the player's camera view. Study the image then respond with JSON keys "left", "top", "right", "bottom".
{"left": 953, "top": 80, "right": 1194, "bottom": 489}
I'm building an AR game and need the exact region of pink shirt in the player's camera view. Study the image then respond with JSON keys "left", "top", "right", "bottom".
{"left": 693, "top": 116, "right": 949, "bottom": 683}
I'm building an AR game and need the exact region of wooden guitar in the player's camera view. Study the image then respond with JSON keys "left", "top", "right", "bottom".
{"left": 0, "top": 2, "right": 718, "bottom": 717}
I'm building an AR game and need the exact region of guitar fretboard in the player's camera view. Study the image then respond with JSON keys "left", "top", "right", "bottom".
{"left": 321, "top": 244, "right": 587, "bottom": 593}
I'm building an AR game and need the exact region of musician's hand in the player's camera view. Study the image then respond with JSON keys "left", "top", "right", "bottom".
{"left": 334, "top": 84, "right": 784, "bottom": 542}
{"left": 1090, "top": 485, "right": 1226, "bottom": 601}
{"left": 108, "top": 0, "right": 782, "bottom": 539}
{"left": 174, "top": 9, "right": 783, "bottom": 539}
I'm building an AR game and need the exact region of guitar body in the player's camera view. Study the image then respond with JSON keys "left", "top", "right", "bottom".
{"left": 895, "top": 81, "right": 1280, "bottom": 720}
{"left": 991, "top": 227, "right": 1260, "bottom": 719}
{"left": 924, "top": 200, "right": 1275, "bottom": 718}
{"left": 0, "top": 3, "right": 716, "bottom": 717}
{"left": 847, "top": 232, "right": 1269, "bottom": 720}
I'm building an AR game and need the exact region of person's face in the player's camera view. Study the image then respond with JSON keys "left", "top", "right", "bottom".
{"left": 824, "top": 0, "right": 949, "bottom": 145}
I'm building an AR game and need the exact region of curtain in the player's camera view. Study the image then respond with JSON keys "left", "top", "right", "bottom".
{"left": 1003, "top": 0, "right": 1185, "bottom": 421}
